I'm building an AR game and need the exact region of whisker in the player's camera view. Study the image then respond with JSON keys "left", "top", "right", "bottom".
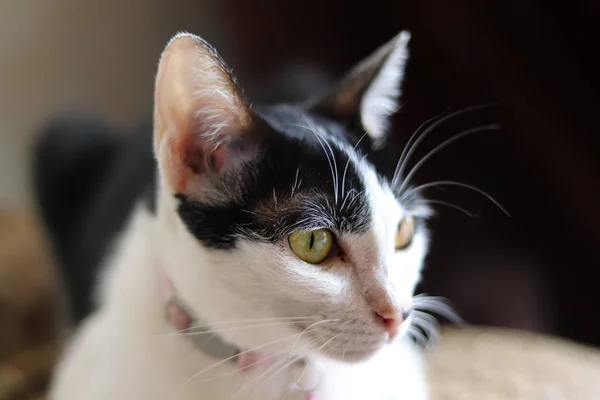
{"left": 243, "top": 337, "right": 320, "bottom": 399}
{"left": 283, "top": 338, "right": 330, "bottom": 400}
{"left": 397, "top": 124, "right": 500, "bottom": 194}
{"left": 412, "top": 293, "right": 431, "bottom": 299}
{"left": 413, "top": 304, "right": 463, "bottom": 326}
{"left": 269, "top": 319, "right": 339, "bottom": 399}
{"left": 421, "top": 199, "right": 478, "bottom": 217}
{"left": 293, "top": 119, "right": 340, "bottom": 204}
{"left": 322, "top": 136, "right": 340, "bottom": 205}
{"left": 315, "top": 332, "right": 342, "bottom": 356}
{"left": 291, "top": 166, "right": 301, "bottom": 197}
{"left": 242, "top": 354, "right": 297, "bottom": 397}
{"left": 401, "top": 180, "right": 511, "bottom": 217}
{"left": 394, "top": 103, "right": 500, "bottom": 187}
{"left": 410, "top": 313, "right": 441, "bottom": 345}
{"left": 165, "top": 319, "right": 321, "bottom": 338}
{"left": 180, "top": 331, "right": 314, "bottom": 387}
{"left": 248, "top": 352, "right": 309, "bottom": 399}
{"left": 240, "top": 209, "right": 259, "bottom": 216}
{"left": 191, "top": 348, "right": 290, "bottom": 386}
{"left": 341, "top": 132, "right": 369, "bottom": 203}
{"left": 412, "top": 297, "right": 465, "bottom": 326}
{"left": 290, "top": 319, "right": 339, "bottom": 354}
{"left": 168, "top": 316, "right": 319, "bottom": 335}
{"left": 392, "top": 109, "right": 449, "bottom": 188}
{"left": 412, "top": 310, "right": 440, "bottom": 327}
{"left": 188, "top": 320, "right": 336, "bottom": 397}
{"left": 406, "top": 326, "right": 428, "bottom": 347}
{"left": 313, "top": 133, "right": 337, "bottom": 203}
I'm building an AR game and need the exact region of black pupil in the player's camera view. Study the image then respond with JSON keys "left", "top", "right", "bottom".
{"left": 309, "top": 232, "right": 315, "bottom": 249}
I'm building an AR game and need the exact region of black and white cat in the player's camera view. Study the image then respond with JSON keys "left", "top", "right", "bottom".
{"left": 48, "top": 31, "right": 434, "bottom": 399}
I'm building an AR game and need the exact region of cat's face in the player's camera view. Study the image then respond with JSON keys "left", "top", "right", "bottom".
{"left": 153, "top": 32, "right": 430, "bottom": 361}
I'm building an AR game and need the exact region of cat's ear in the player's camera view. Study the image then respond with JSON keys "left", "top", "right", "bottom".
{"left": 308, "top": 31, "right": 411, "bottom": 149}
{"left": 154, "top": 33, "right": 260, "bottom": 195}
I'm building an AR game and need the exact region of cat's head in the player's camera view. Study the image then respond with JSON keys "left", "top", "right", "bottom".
{"left": 152, "top": 32, "right": 431, "bottom": 362}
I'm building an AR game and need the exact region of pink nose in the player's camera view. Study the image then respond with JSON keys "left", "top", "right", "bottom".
{"left": 375, "top": 308, "right": 410, "bottom": 341}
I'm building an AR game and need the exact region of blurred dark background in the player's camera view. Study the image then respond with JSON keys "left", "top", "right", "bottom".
{"left": 1, "top": 0, "right": 599, "bottom": 347}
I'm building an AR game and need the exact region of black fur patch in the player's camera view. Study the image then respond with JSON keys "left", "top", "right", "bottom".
{"left": 176, "top": 106, "right": 372, "bottom": 250}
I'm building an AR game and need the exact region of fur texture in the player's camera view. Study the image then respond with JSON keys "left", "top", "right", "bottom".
{"left": 50, "top": 31, "right": 431, "bottom": 400}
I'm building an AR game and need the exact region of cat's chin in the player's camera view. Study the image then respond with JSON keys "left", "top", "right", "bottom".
{"left": 327, "top": 346, "right": 383, "bottom": 363}
{"left": 306, "top": 337, "right": 386, "bottom": 364}
{"left": 289, "top": 321, "right": 390, "bottom": 363}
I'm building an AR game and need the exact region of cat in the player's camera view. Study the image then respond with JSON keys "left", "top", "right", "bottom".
{"left": 46, "top": 30, "right": 434, "bottom": 400}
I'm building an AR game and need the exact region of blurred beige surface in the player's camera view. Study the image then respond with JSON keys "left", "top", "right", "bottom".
{"left": 0, "top": 208, "right": 65, "bottom": 400}
{"left": 0, "top": 0, "right": 226, "bottom": 207}
{"left": 427, "top": 326, "right": 600, "bottom": 400}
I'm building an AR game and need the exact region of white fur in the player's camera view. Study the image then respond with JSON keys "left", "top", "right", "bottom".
{"left": 361, "top": 31, "right": 411, "bottom": 147}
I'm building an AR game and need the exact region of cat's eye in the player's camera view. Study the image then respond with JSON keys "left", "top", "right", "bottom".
{"left": 395, "top": 217, "right": 415, "bottom": 251}
{"left": 289, "top": 229, "right": 333, "bottom": 264}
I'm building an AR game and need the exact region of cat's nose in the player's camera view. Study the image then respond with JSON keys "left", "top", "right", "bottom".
{"left": 375, "top": 307, "right": 409, "bottom": 341}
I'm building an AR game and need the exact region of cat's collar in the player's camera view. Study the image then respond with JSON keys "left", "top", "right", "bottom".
{"left": 156, "top": 265, "right": 241, "bottom": 361}
{"left": 163, "top": 293, "right": 241, "bottom": 360}
{"left": 155, "top": 265, "right": 321, "bottom": 397}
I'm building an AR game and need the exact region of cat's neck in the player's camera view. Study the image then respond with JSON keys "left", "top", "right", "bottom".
{"left": 96, "top": 203, "right": 321, "bottom": 397}
{"left": 155, "top": 261, "right": 242, "bottom": 360}
{"left": 99, "top": 200, "right": 198, "bottom": 333}
{"left": 96, "top": 205, "right": 165, "bottom": 328}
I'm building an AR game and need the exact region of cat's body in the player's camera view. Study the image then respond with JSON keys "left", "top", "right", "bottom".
{"left": 43, "top": 31, "right": 433, "bottom": 399}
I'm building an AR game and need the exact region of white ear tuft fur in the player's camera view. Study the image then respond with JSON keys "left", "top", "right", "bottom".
{"left": 360, "top": 31, "right": 411, "bottom": 146}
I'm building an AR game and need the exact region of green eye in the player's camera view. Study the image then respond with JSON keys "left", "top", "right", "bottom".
{"left": 288, "top": 229, "right": 333, "bottom": 264}
{"left": 395, "top": 216, "right": 415, "bottom": 251}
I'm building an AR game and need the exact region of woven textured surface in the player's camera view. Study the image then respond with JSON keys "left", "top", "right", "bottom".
{"left": 427, "top": 326, "right": 600, "bottom": 400}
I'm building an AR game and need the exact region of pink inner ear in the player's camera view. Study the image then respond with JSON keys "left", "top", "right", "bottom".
{"left": 182, "top": 134, "right": 235, "bottom": 176}
{"left": 209, "top": 146, "right": 232, "bottom": 173}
